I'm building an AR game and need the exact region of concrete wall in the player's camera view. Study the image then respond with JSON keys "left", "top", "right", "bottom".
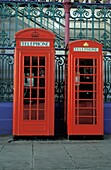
{"left": 0, "top": 103, "right": 13, "bottom": 135}
{"left": 104, "top": 103, "right": 111, "bottom": 134}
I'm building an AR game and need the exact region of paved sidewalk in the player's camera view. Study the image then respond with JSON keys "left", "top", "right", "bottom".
{"left": 0, "top": 135, "right": 111, "bottom": 170}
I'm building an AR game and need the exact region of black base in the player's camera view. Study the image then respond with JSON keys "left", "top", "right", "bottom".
{"left": 12, "top": 134, "right": 104, "bottom": 141}
{"left": 68, "top": 135, "right": 104, "bottom": 140}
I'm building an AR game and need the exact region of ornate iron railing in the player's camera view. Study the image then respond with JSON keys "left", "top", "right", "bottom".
{"left": 1, "top": 2, "right": 111, "bottom": 49}
{"left": 0, "top": 52, "right": 66, "bottom": 102}
{"left": 0, "top": 52, "right": 111, "bottom": 103}
{"left": 70, "top": 3, "right": 111, "bottom": 51}
{"left": 0, "top": 2, "right": 65, "bottom": 48}
{"left": 0, "top": 0, "right": 110, "bottom": 3}
{"left": 104, "top": 55, "right": 111, "bottom": 102}
{"left": 0, "top": 53, "right": 13, "bottom": 102}
{"left": 0, "top": 1, "right": 111, "bottom": 103}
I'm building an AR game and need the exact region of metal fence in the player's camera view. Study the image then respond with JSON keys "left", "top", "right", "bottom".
{"left": 0, "top": 1, "right": 111, "bottom": 103}
{"left": 0, "top": 52, "right": 66, "bottom": 102}
{"left": 0, "top": 0, "right": 110, "bottom": 3}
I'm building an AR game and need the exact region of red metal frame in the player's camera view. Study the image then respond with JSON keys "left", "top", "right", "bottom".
{"left": 67, "top": 40, "right": 103, "bottom": 136}
{"left": 13, "top": 28, "right": 55, "bottom": 136}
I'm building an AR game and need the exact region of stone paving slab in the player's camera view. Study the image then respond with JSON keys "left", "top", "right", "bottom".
{"left": 33, "top": 141, "right": 76, "bottom": 169}
{"left": 0, "top": 135, "right": 111, "bottom": 170}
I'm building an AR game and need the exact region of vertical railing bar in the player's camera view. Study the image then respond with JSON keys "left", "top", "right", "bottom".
{"left": 91, "top": 7, "right": 94, "bottom": 40}
{"left": 110, "top": 18, "right": 111, "bottom": 48}
{"left": 98, "top": 18, "right": 100, "bottom": 41}
{"left": 9, "top": 15, "right": 11, "bottom": 46}
{"left": 22, "top": 10, "right": 25, "bottom": 30}
{"left": 86, "top": 18, "right": 88, "bottom": 39}
{"left": 15, "top": 3, "right": 18, "bottom": 32}
{"left": 28, "top": 3, "right": 31, "bottom": 27}
{"left": 74, "top": 19, "right": 76, "bottom": 39}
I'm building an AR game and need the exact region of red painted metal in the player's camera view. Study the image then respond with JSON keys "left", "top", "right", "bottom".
{"left": 67, "top": 40, "right": 103, "bottom": 136}
{"left": 13, "top": 28, "right": 55, "bottom": 136}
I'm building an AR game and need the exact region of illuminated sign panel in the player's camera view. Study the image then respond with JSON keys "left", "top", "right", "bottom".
{"left": 74, "top": 47, "right": 99, "bottom": 52}
{"left": 21, "top": 41, "right": 50, "bottom": 47}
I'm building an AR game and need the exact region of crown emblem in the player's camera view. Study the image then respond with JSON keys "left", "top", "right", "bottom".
{"left": 83, "top": 42, "right": 89, "bottom": 47}
{"left": 31, "top": 31, "right": 39, "bottom": 37}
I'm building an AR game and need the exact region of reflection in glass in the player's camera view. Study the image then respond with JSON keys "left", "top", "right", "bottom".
{"left": 80, "top": 75, "right": 93, "bottom": 82}
{"left": 24, "top": 88, "right": 30, "bottom": 98}
{"left": 39, "top": 68, "right": 45, "bottom": 76}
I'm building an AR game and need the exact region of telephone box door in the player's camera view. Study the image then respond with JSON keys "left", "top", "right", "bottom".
{"left": 67, "top": 40, "right": 103, "bottom": 136}
{"left": 13, "top": 28, "right": 55, "bottom": 136}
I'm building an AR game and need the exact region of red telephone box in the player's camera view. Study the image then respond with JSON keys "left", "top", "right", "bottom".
{"left": 13, "top": 28, "right": 55, "bottom": 136}
{"left": 67, "top": 40, "right": 103, "bottom": 136}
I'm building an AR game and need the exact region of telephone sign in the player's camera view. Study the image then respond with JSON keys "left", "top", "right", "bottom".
{"left": 21, "top": 41, "right": 50, "bottom": 46}
{"left": 73, "top": 47, "right": 99, "bottom": 52}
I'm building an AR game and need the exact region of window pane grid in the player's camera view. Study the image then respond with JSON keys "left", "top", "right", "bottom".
{"left": 23, "top": 56, "right": 46, "bottom": 121}
{"left": 75, "top": 58, "right": 97, "bottom": 125}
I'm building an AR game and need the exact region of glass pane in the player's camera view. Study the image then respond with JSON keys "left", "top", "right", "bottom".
{"left": 75, "top": 100, "right": 93, "bottom": 107}
{"left": 78, "top": 117, "right": 96, "bottom": 124}
{"left": 39, "top": 89, "right": 45, "bottom": 98}
{"left": 32, "top": 67, "right": 38, "bottom": 76}
{"left": 31, "top": 100, "right": 37, "bottom": 108}
{"left": 39, "top": 100, "right": 45, "bottom": 109}
{"left": 24, "top": 77, "right": 31, "bottom": 86}
{"left": 24, "top": 68, "right": 30, "bottom": 84}
{"left": 39, "top": 68, "right": 45, "bottom": 77}
{"left": 79, "top": 92, "right": 93, "bottom": 99}
{"left": 24, "top": 56, "right": 30, "bottom": 66}
{"left": 24, "top": 100, "right": 30, "bottom": 108}
{"left": 33, "top": 78, "right": 38, "bottom": 87}
{"left": 31, "top": 89, "right": 37, "bottom": 98}
{"left": 31, "top": 110, "right": 37, "bottom": 120}
{"left": 23, "top": 110, "right": 29, "bottom": 120}
{"left": 31, "top": 78, "right": 34, "bottom": 87}
{"left": 38, "top": 110, "right": 45, "bottom": 120}
{"left": 80, "top": 67, "right": 93, "bottom": 74}
{"left": 75, "top": 109, "right": 94, "bottom": 116}
{"left": 24, "top": 68, "right": 35, "bottom": 87}
{"left": 24, "top": 88, "right": 30, "bottom": 98}
{"left": 24, "top": 67, "right": 30, "bottom": 75}
{"left": 79, "top": 84, "right": 94, "bottom": 90}
{"left": 80, "top": 75, "right": 93, "bottom": 82}
{"left": 39, "top": 78, "right": 45, "bottom": 87}
{"left": 32, "top": 56, "right": 38, "bottom": 66}
{"left": 39, "top": 57, "right": 45, "bottom": 66}
{"left": 79, "top": 59, "right": 93, "bottom": 66}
